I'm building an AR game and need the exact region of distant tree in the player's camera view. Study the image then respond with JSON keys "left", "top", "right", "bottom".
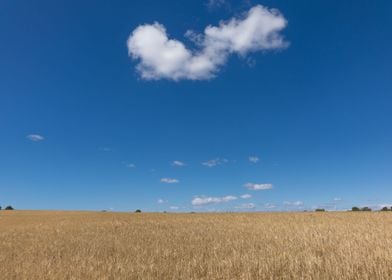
{"left": 0, "top": 206, "right": 2, "bottom": 210}
{"left": 381, "top": 207, "right": 390, "bottom": 211}
{"left": 352, "top": 206, "right": 360, "bottom": 211}
{"left": 5, "top": 205, "right": 14, "bottom": 210}
{"left": 361, "top": 207, "right": 372, "bottom": 211}
{"left": 135, "top": 209, "right": 142, "bottom": 213}
{"left": 315, "top": 208, "right": 325, "bottom": 212}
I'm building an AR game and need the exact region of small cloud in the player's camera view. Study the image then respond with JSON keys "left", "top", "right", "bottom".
{"left": 240, "top": 194, "right": 252, "bottom": 199}
{"left": 235, "top": 203, "right": 256, "bottom": 209}
{"left": 207, "top": 0, "right": 225, "bottom": 7}
{"left": 192, "top": 195, "right": 237, "bottom": 206}
{"left": 244, "top": 183, "right": 273, "bottom": 190}
{"left": 248, "top": 156, "right": 260, "bottom": 163}
{"left": 202, "top": 158, "right": 229, "bottom": 167}
{"left": 126, "top": 163, "right": 136, "bottom": 168}
{"left": 169, "top": 206, "right": 179, "bottom": 210}
{"left": 100, "top": 147, "right": 112, "bottom": 152}
{"left": 264, "top": 203, "right": 276, "bottom": 209}
{"left": 172, "top": 160, "right": 186, "bottom": 167}
{"left": 283, "top": 201, "right": 303, "bottom": 206}
{"left": 26, "top": 134, "right": 44, "bottom": 142}
{"left": 157, "top": 198, "right": 167, "bottom": 204}
{"left": 206, "top": 0, "right": 226, "bottom": 10}
{"left": 333, "top": 197, "right": 342, "bottom": 201}
{"left": 160, "top": 178, "right": 179, "bottom": 184}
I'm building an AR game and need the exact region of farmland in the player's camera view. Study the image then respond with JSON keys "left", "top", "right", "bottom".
{"left": 1, "top": 211, "right": 392, "bottom": 279}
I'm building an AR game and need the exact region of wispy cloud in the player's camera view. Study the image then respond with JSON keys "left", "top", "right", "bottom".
{"left": 126, "top": 163, "right": 136, "bottom": 168}
{"left": 157, "top": 198, "right": 167, "bottom": 204}
{"left": 244, "top": 183, "right": 273, "bottom": 190}
{"left": 248, "top": 156, "right": 260, "bottom": 163}
{"left": 235, "top": 203, "right": 256, "bottom": 209}
{"left": 127, "top": 5, "right": 288, "bottom": 80}
{"left": 312, "top": 198, "right": 343, "bottom": 211}
{"left": 202, "top": 158, "right": 229, "bottom": 167}
{"left": 26, "top": 134, "right": 44, "bottom": 142}
{"left": 169, "top": 206, "right": 179, "bottom": 210}
{"left": 192, "top": 195, "right": 237, "bottom": 206}
{"left": 172, "top": 160, "right": 186, "bottom": 167}
{"left": 283, "top": 201, "right": 303, "bottom": 206}
{"left": 264, "top": 203, "right": 276, "bottom": 209}
{"left": 206, "top": 0, "right": 226, "bottom": 10}
{"left": 160, "top": 178, "right": 180, "bottom": 184}
{"left": 240, "top": 194, "right": 252, "bottom": 199}
{"left": 99, "top": 147, "right": 112, "bottom": 152}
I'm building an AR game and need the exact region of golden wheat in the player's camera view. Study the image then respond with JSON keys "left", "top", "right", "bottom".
{"left": 1, "top": 211, "right": 392, "bottom": 279}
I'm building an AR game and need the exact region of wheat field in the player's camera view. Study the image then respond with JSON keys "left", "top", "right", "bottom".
{"left": 1, "top": 211, "right": 392, "bottom": 279}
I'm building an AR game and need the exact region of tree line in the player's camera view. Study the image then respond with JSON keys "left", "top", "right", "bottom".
{"left": 314, "top": 206, "right": 392, "bottom": 212}
{"left": 0, "top": 205, "right": 14, "bottom": 210}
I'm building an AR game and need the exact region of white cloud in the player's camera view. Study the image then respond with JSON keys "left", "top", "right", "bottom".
{"left": 192, "top": 195, "right": 237, "bottom": 206}
{"left": 240, "top": 194, "right": 252, "bottom": 199}
{"left": 126, "top": 163, "right": 136, "bottom": 168}
{"left": 127, "top": 5, "right": 288, "bottom": 80}
{"left": 244, "top": 183, "right": 273, "bottom": 190}
{"left": 248, "top": 156, "right": 260, "bottom": 163}
{"left": 160, "top": 178, "right": 179, "bottom": 184}
{"left": 333, "top": 197, "right": 342, "bottom": 201}
{"left": 26, "top": 134, "right": 44, "bottom": 142}
{"left": 172, "top": 160, "right": 186, "bottom": 167}
{"left": 283, "top": 201, "right": 303, "bottom": 206}
{"left": 264, "top": 203, "right": 276, "bottom": 209}
{"left": 157, "top": 198, "right": 167, "bottom": 204}
{"left": 169, "top": 206, "right": 179, "bottom": 210}
{"left": 202, "top": 158, "right": 229, "bottom": 167}
{"left": 235, "top": 203, "right": 256, "bottom": 209}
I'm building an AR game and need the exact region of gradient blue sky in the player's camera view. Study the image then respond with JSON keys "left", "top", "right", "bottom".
{"left": 1, "top": 0, "right": 391, "bottom": 211}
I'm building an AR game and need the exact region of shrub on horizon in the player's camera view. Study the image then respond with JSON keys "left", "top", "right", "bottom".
{"left": 5, "top": 205, "right": 14, "bottom": 210}
{"left": 135, "top": 209, "right": 142, "bottom": 213}
{"left": 315, "top": 208, "right": 326, "bottom": 212}
{"left": 352, "top": 207, "right": 360, "bottom": 211}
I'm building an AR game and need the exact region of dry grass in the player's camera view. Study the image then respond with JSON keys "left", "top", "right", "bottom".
{"left": 1, "top": 211, "right": 392, "bottom": 279}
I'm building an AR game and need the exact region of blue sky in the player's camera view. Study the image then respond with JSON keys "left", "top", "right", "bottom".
{"left": 1, "top": 0, "right": 391, "bottom": 211}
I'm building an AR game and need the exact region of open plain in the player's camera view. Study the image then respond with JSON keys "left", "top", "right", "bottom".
{"left": 1, "top": 211, "right": 392, "bottom": 279}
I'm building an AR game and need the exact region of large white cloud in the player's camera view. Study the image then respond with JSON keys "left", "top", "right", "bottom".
{"left": 283, "top": 201, "right": 303, "bottom": 206}
{"left": 127, "top": 5, "right": 288, "bottom": 80}
{"left": 160, "top": 178, "right": 179, "bottom": 184}
{"left": 192, "top": 195, "right": 237, "bottom": 206}
{"left": 244, "top": 183, "right": 273, "bottom": 190}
